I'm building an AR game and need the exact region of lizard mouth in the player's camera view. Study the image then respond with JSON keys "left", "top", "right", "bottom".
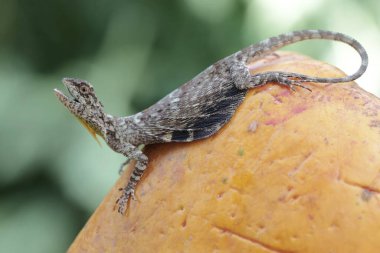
{"left": 54, "top": 88, "right": 81, "bottom": 113}
{"left": 54, "top": 79, "right": 81, "bottom": 112}
{"left": 53, "top": 88, "right": 79, "bottom": 104}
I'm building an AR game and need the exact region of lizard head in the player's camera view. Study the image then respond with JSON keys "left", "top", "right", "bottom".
{"left": 54, "top": 78, "right": 107, "bottom": 144}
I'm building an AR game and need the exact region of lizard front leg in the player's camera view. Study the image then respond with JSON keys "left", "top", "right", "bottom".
{"left": 118, "top": 157, "right": 130, "bottom": 175}
{"left": 116, "top": 143, "right": 148, "bottom": 214}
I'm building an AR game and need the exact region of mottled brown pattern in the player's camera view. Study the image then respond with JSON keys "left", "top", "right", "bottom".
{"left": 54, "top": 30, "right": 368, "bottom": 214}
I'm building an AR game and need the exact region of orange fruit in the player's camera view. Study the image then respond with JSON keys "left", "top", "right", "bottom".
{"left": 69, "top": 52, "right": 380, "bottom": 253}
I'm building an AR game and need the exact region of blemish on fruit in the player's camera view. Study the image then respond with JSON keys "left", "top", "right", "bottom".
{"left": 361, "top": 189, "right": 373, "bottom": 201}
{"left": 291, "top": 105, "right": 307, "bottom": 114}
{"left": 248, "top": 121, "right": 258, "bottom": 132}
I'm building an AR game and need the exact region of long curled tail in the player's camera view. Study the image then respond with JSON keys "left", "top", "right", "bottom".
{"left": 237, "top": 29, "right": 368, "bottom": 83}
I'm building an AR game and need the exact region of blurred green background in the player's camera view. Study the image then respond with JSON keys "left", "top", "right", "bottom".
{"left": 0, "top": 0, "right": 379, "bottom": 252}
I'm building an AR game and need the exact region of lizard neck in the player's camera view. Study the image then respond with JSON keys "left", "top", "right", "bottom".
{"left": 103, "top": 115, "right": 141, "bottom": 152}
{"left": 75, "top": 105, "right": 111, "bottom": 144}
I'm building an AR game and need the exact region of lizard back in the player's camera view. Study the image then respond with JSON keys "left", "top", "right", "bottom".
{"left": 129, "top": 62, "right": 247, "bottom": 144}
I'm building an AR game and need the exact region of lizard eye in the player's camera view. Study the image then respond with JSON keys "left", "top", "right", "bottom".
{"left": 79, "top": 85, "right": 90, "bottom": 95}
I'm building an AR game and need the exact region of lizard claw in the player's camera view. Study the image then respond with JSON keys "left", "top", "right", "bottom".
{"left": 288, "top": 80, "right": 312, "bottom": 92}
{"left": 276, "top": 74, "right": 313, "bottom": 92}
{"left": 116, "top": 187, "right": 136, "bottom": 214}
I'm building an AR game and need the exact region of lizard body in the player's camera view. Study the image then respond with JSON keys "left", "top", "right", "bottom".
{"left": 54, "top": 30, "right": 368, "bottom": 214}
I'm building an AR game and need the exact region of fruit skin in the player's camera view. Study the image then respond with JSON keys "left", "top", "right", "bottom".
{"left": 68, "top": 52, "right": 380, "bottom": 253}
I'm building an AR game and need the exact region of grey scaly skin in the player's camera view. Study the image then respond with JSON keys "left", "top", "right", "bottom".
{"left": 54, "top": 30, "right": 368, "bottom": 214}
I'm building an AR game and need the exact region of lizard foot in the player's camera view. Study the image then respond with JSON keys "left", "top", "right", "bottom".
{"left": 115, "top": 187, "right": 136, "bottom": 214}
{"left": 275, "top": 73, "right": 313, "bottom": 92}
{"left": 246, "top": 71, "right": 314, "bottom": 92}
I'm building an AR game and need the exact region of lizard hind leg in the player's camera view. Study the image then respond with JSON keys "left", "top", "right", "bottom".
{"left": 116, "top": 150, "right": 148, "bottom": 214}
{"left": 232, "top": 65, "right": 314, "bottom": 91}
{"left": 252, "top": 71, "right": 313, "bottom": 92}
{"left": 231, "top": 62, "right": 313, "bottom": 92}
